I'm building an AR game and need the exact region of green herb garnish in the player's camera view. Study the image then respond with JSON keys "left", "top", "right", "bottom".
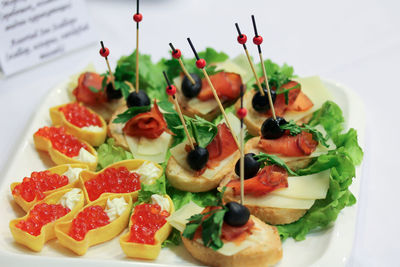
{"left": 255, "top": 153, "right": 298, "bottom": 176}
{"left": 113, "top": 105, "right": 151, "bottom": 124}
{"left": 280, "top": 120, "right": 330, "bottom": 148}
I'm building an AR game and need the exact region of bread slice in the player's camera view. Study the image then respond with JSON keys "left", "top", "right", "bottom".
{"left": 166, "top": 150, "right": 240, "bottom": 193}
{"left": 244, "top": 136, "right": 313, "bottom": 171}
{"left": 181, "top": 215, "right": 282, "bottom": 267}
{"left": 219, "top": 171, "right": 306, "bottom": 225}
{"left": 108, "top": 105, "right": 129, "bottom": 150}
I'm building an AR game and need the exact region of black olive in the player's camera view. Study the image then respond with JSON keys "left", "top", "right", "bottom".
{"left": 224, "top": 202, "right": 250, "bottom": 227}
{"left": 251, "top": 88, "right": 277, "bottom": 112}
{"left": 181, "top": 73, "right": 202, "bottom": 98}
{"left": 187, "top": 146, "right": 209, "bottom": 171}
{"left": 234, "top": 153, "right": 260, "bottom": 179}
{"left": 106, "top": 83, "right": 122, "bottom": 100}
{"left": 261, "top": 116, "right": 287, "bottom": 139}
{"left": 126, "top": 90, "right": 150, "bottom": 108}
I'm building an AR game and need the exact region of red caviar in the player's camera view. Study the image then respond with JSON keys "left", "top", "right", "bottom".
{"left": 16, "top": 203, "right": 70, "bottom": 236}
{"left": 59, "top": 103, "right": 102, "bottom": 128}
{"left": 12, "top": 171, "right": 69, "bottom": 202}
{"left": 128, "top": 203, "right": 169, "bottom": 244}
{"left": 35, "top": 126, "right": 89, "bottom": 157}
{"left": 68, "top": 205, "right": 110, "bottom": 241}
{"left": 84, "top": 167, "right": 141, "bottom": 201}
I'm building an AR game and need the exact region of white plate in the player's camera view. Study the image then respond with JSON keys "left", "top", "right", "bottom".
{"left": 0, "top": 78, "right": 365, "bottom": 267}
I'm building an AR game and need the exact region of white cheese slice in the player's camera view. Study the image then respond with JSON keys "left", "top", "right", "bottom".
{"left": 244, "top": 194, "right": 315, "bottom": 209}
{"left": 125, "top": 132, "right": 171, "bottom": 163}
{"left": 104, "top": 197, "right": 128, "bottom": 222}
{"left": 167, "top": 201, "right": 204, "bottom": 233}
{"left": 170, "top": 140, "right": 237, "bottom": 180}
{"left": 283, "top": 76, "right": 334, "bottom": 122}
{"left": 58, "top": 188, "right": 82, "bottom": 210}
{"left": 214, "top": 56, "right": 252, "bottom": 84}
{"left": 270, "top": 170, "right": 330, "bottom": 200}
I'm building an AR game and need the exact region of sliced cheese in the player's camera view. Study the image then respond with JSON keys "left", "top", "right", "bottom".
{"left": 170, "top": 140, "right": 237, "bottom": 179}
{"left": 284, "top": 76, "right": 334, "bottom": 122}
{"left": 270, "top": 170, "right": 330, "bottom": 200}
{"left": 214, "top": 55, "right": 252, "bottom": 84}
{"left": 244, "top": 194, "right": 315, "bottom": 209}
{"left": 125, "top": 132, "right": 171, "bottom": 163}
{"left": 167, "top": 201, "right": 204, "bottom": 233}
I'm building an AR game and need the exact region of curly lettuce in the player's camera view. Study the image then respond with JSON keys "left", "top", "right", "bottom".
{"left": 96, "top": 138, "right": 133, "bottom": 170}
{"left": 277, "top": 101, "right": 363, "bottom": 241}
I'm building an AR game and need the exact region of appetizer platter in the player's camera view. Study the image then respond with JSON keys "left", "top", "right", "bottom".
{"left": 0, "top": 3, "right": 364, "bottom": 267}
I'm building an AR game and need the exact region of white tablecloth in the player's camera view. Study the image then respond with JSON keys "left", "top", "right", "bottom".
{"left": 1, "top": 0, "right": 399, "bottom": 266}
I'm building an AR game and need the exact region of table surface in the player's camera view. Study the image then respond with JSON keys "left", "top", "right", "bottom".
{"left": 0, "top": 0, "right": 399, "bottom": 266}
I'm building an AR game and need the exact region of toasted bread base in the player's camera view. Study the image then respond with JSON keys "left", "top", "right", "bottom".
{"left": 107, "top": 105, "right": 129, "bottom": 150}
{"left": 244, "top": 137, "right": 313, "bottom": 171}
{"left": 181, "top": 216, "right": 282, "bottom": 267}
{"left": 166, "top": 152, "right": 240, "bottom": 192}
{"left": 223, "top": 188, "right": 306, "bottom": 225}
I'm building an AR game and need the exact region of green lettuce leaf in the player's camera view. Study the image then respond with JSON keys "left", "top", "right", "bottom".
{"left": 96, "top": 139, "right": 133, "bottom": 170}
{"left": 277, "top": 148, "right": 357, "bottom": 241}
{"left": 114, "top": 50, "right": 166, "bottom": 101}
{"left": 277, "top": 101, "right": 363, "bottom": 241}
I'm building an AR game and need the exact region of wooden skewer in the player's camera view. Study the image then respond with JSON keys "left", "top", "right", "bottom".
{"left": 99, "top": 41, "right": 115, "bottom": 89}
{"left": 235, "top": 23, "right": 264, "bottom": 96}
{"left": 135, "top": 28, "right": 139, "bottom": 93}
{"left": 187, "top": 37, "right": 240, "bottom": 149}
{"left": 173, "top": 96, "right": 195, "bottom": 150}
{"left": 169, "top": 43, "right": 196, "bottom": 85}
{"left": 239, "top": 118, "right": 245, "bottom": 204}
{"left": 237, "top": 87, "right": 247, "bottom": 205}
{"left": 133, "top": 0, "right": 142, "bottom": 93}
{"left": 202, "top": 68, "right": 240, "bottom": 149}
{"left": 259, "top": 52, "right": 276, "bottom": 119}
{"left": 251, "top": 15, "right": 276, "bottom": 120}
{"left": 163, "top": 71, "right": 195, "bottom": 150}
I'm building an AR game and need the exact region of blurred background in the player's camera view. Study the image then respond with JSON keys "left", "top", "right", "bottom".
{"left": 1, "top": 0, "right": 399, "bottom": 266}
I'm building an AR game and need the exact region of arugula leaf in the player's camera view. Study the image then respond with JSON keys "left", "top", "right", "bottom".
{"left": 280, "top": 120, "right": 330, "bottom": 147}
{"left": 188, "top": 116, "right": 217, "bottom": 148}
{"left": 255, "top": 153, "right": 298, "bottom": 176}
{"left": 113, "top": 105, "right": 151, "bottom": 124}
{"left": 201, "top": 207, "right": 227, "bottom": 250}
{"left": 96, "top": 138, "right": 133, "bottom": 170}
{"left": 163, "top": 113, "right": 186, "bottom": 147}
{"left": 157, "top": 99, "right": 175, "bottom": 113}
